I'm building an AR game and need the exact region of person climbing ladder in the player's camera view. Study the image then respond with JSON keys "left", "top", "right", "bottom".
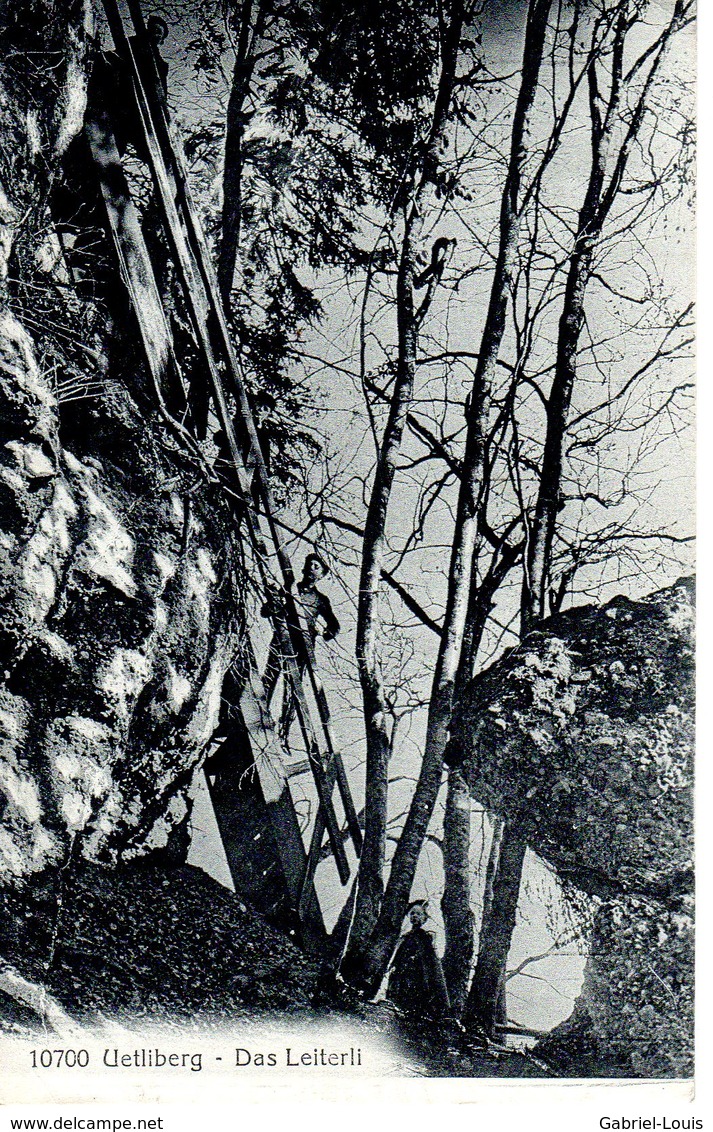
{"left": 261, "top": 554, "right": 340, "bottom": 741}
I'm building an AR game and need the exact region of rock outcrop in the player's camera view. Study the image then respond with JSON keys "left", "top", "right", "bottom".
{"left": 0, "top": 1, "right": 240, "bottom": 886}
{"left": 448, "top": 578, "right": 694, "bottom": 1076}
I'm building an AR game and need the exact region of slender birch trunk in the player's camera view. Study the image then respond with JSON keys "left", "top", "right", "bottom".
{"left": 481, "top": 816, "right": 505, "bottom": 932}
{"left": 441, "top": 767, "right": 474, "bottom": 1016}
{"left": 345, "top": 201, "right": 420, "bottom": 965}
{"left": 350, "top": 0, "right": 554, "bottom": 994}
{"left": 464, "top": 825, "right": 526, "bottom": 1034}
{"left": 344, "top": 3, "right": 466, "bottom": 972}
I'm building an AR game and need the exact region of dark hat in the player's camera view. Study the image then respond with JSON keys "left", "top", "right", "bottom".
{"left": 147, "top": 15, "right": 169, "bottom": 43}
{"left": 304, "top": 552, "right": 329, "bottom": 575}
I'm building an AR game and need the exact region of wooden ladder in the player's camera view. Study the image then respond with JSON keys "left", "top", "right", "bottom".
{"left": 84, "top": 0, "right": 362, "bottom": 947}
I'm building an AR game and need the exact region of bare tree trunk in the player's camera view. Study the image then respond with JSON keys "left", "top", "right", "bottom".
{"left": 328, "top": 875, "right": 358, "bottom": 972}
{"left": 464, "top": 825, "right": 526, "bottom": 1035}
{"left": 344, "top": 200, "right": 420, "bottom": 972}
{"left": 438, "top": 544, "right": 522, "bottom": 1014}
{"left": 522, "top": 245, "right": 593, "bottom": 631}
{"left": 441, "top": 767, "right": 474, "bottom": 1017}
{"left": 348, "top": 0, "right": 554, "bottom": 995}
{"left": 449, "top": 812, "right": 508, "bottom": 1032}
{"left": 481, "top": 815, "right": 504, "bottom": 931}
{"left": 344, "top": 3, "right": 466, "bottom": 975}
{"left": 218, "top": 0, "right": 265, "bottom": 304}
{"left": 460, "top": 538, "right": 523, "bottom": 680}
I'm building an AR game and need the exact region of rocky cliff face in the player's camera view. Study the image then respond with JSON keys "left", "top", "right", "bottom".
{"left": 448, "top": 578, "right": 694, "bottom": 1076}
{"left": 0, "top": 1, "right": 240, "bottom": 887}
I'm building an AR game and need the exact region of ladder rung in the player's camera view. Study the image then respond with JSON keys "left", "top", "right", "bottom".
{"left": 285, "top": 760, "right": 312, "bottom": 779}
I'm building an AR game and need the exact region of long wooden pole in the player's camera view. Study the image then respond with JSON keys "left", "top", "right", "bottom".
{"left": 100, "top": 0, "right": 361, "bottom": 875}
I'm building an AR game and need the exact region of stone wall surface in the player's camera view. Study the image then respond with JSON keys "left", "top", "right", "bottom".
{"left": 0, "top": 0, "right": 240, "bottom": 887}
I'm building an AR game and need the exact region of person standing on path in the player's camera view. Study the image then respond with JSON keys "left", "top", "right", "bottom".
{"left": 387, "top": 901, "right": 452, "bottom": 1021}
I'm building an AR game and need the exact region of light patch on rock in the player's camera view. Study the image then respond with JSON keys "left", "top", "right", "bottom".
{"left": 75, "top": 482, "right": 136, "bottom": 597}
{"left": 5, "top": 440, "right": 56, "bottom": 480}
{"left": 183, "top": 638, "right": 233, "bottom": 752}
{"left": 154, "top": 600, "right": 168, "bottom": 632}
{"left": 51, "top": 750, "right": 112, "bottom": 802}
{"left": 52, "top": 482, "right": 79, "bottom": 545}
{"left": 54, "top": 56, "right": 88, "bottom": 156}
{"left": 512, "top": 637, "right": 573, "bottom": 712}
{"left": 0, "top": 708, "right": 21, "bottom": 741}
{"left": 0, "top": 691, "right": 29, "bottom": 749}
{"left": 196, "top": 548, "right": 217, "bottom": 585}
{"left": 83, "top": 790, "right": 126, "bottom": 851}
{"left": 83, "top": 790, "right": 142, "bottom": 859}
{"left": 666, "top": 598, "right": 694, "bottom": 634}
{"left": 0, "top": 764, "right": 42, "bottom": 824}
{"left": 25, "top": 109, "right": 41, "bottom": 157}
{"left": 53, "top": 750, "right": 84, "bottom": 782}
{"left": 0, "top": 827, "right": 29, "bottom": 880}
{"left": 15, "top": 483, "right": 79, "bottom": 624}
{"left": 153, "top": 550, "right": 176, "bottom": 589}
{"left": 97, "top": 648, "right": 152, "bottom": 714}
{"left": 65, "top": 714, "right": 113, "bottom": 745}
{"left": 7, "top": 482, "right": 77, "bottom": 629}
{"left": 61, "top": 790, "right": 93, "bottom": 832}
{"left": 0, "top": 808, "right": 60, "bottom": 881}
{"left": 167, "top": 663, "right": 192, "bottom": 711}
{"left": 45, "top": 716, "right": 114, "bottom": 837}
{"left": 20, "top": 554, "right": 56, "bottom": 615}
{"left": 0, "top": 311, "right": 57, "bottom": 418}
{"left": 135, "top": 790, "right": 189, "bottom": 855}
{"left": 0, "top": 467, "right": 26, "bottom": 496}
{"left": 33, "top": 231, "right": 67, "bottom": 278}
{"left": 62, "top": 451, "right": 85, "bottom": 475}
{"left": 183, "top": 559, "right": 215, "bottom": 634}
{"left": 39, "top": 629, "right": 74, "bottom": 663}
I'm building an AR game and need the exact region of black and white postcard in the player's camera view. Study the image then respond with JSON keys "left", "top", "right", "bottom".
{"left": 0, "top": 0, "right": 698, "bottom": 1117}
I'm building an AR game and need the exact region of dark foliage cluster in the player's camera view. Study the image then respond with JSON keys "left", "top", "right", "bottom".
{"left": 181, "top": 0, "right": 475, "bottom": 497}
{"left": 281, "top": 0, "right": 439, "bottom": 171}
